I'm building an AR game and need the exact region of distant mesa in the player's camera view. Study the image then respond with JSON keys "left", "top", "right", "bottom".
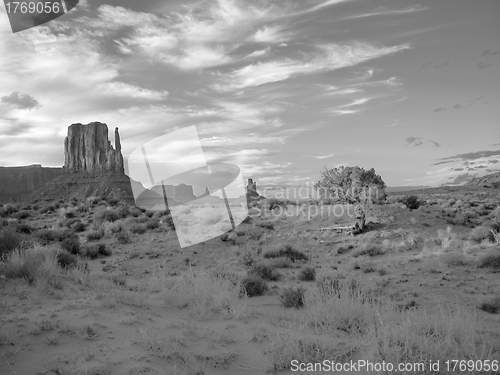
{"left": 64, "top": 122, "right": 124, "bottom": 174}
{"left": 0, "top": 122, "right": 261, "bottom": 206}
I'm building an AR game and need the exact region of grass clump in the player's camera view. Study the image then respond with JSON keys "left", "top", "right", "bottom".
{"left": 298, "top": 267, "right": 316, "bottom": 281}
{"left": 129, "top": 223, "right": 147, "bottom": 234}
{"left": 82, "top": 244, "right": 110, "bottom": 259}
{"left": 249, "top": 263, "right": 281, "bottom": 281}
{"left": 241, "top": 276, "right": 268, "bottom": 297}
{"left": 86, "top": 229, "right": 104, "bottom": 241}
{"left": 57, "top": 252, "right": 78, "bottom": 269}
{"left": 263, "top": 244, "right": 308, "bottom": 262}
{"left": 351, "top": 244, "right": 384, "bottom": 258}
{"left": 16, "top": 223, "right": 35, "bottom": 234}
{"left": 0, "top": 228, "right": 22, "bottom": 257}
{"left": 60, "top": 236, "right": 80, "bottom": 255}
{"left": 115, "top": 232, "right": 131, "bottom": 244}
{"left": 281, "top": 287, "right": 305, "bottom": 308}
{"left": 478, "top": 251, "right": 500, "bottom": 269}
{"left": 35, "top": 229, "right": 57, "bottom": 245}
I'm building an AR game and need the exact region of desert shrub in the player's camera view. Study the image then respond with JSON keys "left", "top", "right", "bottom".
{"left": 258, "top": 221, "right": 274, "bottom": 230}
{"left": 0, "top": 245, "right": 62, "bottom": 288}
{"left": 62, "top": 218, "right": 80, "bottom": 228}
{"left": 241, "top": 276, "right": 268, "bottom": 297}
{"left": 361, "top": 263, "right": 376, "bottom": 273}
{"left": 129, "top": 223, "right": 147, "bottom": 234}
{"left": 163, "top": 214, "right": 176, "bottom": 230}
{"left": 106, "top": 197, "right": 120, "bottom": 206}
{"left": 16, "top": 223, "right": 35, "bottom": 234}
{"left": 129, "top": 207, "right": 142, "bottom": 217}
{"left": 35, "top": 229, "right": 57, "bottom": 244}
{"left": 95, "top": 209, "right": 120, "bottom": 223}
{"left": 479, "top": 297, "right": 500, "bottom": 314}
{"left": 13, "top": 210, "right": 30, "bottom": 219}
{"left": 146, "top": 219, "right": 160, "bottom": 230}
{"left": 144, "top": 210, "right": 155, "bottom": 218}
{"left": 299, "top": 267, "right": 316, "bottom": 281}
{"left": 86, "top": 229, "right": 104, "bottom": 241}
{"left": 249, "top": 264, "right": 281, "bottom": 281}
{"left": 71, "top": 221, "right": 86, "bottom": 232}
{"left": 351, "top": 244, "right": 384, "bottom": 258}
{"left": 470, "top": 225, "right": 495, "bottom": 243}
{"left": 39, "top": 205, "right": 55, "bottom": 214}
{"left": 60, "top": 236, "right": 80, "bottom": 255}
{"left": 478, "top": 252, "right": 500, "bottom": 269}
{"left": 263, "top": 244, "right": 308, "bottom": 262}
{"left": 82, "top": 244, "right": 101, "bottom": 259}
{"left": 281, "top": 287, "right": 305, "bottom": 308}
{"left": 402, "top": 195, "right": 420, "bottom": 210}
{"left": 0, "top": 229, "right": 22, "bottom": 257}
{"left": 115, "top": 232, "right": 131, "bottom": 244}
{"left": 98, "top": 244, "right": 112, "bottom": 256}
{"left": 3, "top": 204, "right": 18, "bottom": 215}
{"left": 57, "top": 252, "right": 78, "bottom": 268}
{"left": 0, "top": 208, "right": 6, "bottom": 218}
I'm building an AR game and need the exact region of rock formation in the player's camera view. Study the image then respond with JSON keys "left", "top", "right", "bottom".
{"left": 64, "top": 122, "right": 124, "bottom": 174}
{"left": 465, "top": 171, "right": 500, "bottom": 188}
{"left": 246, "top": 178, "right": 261, "bottom": 202}
{"left": 0, "top": 165, "right": 64, "bottom": 202}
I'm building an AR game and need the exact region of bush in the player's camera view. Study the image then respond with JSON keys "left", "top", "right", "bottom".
{"left": 13, "top": 210, "right": 30, "bottom": 219}
{"left": 299, "top": 267, "right": 316, "bottom": 281}
{"left": 35, "top": 229, "right": 57, "bottom": 244}
{"left": 86, "top": 229, "right": 104, "bottom": 241}
{"left": 81, "top": 244, "right": 103, "bottom": 259}
{"left": 60, "top": 236, "right": 80, "bottom": 255}
{"left": 403, "top": 195, "right": 420, "bottom": 210}
{"left": 0, "top": 229, "right": 22, "bottom": 257}
{"left": 163, "top": 215, "right": 176, "bottom": 230}
{"left": 258, "top": 221, "right": 274, "bottom": 230}
{"left": 470, "top": 226, "right": 495, "bottom": 243}
{"left": 240, "top": 276, "right": 268, "bottom": 297}
{"left": 146, "top": 219, "right": 160, "bottom": 230}
{"left": 281, "top": 287, "right": 305, "bottom": 308}
{"left": 16, "top": 223, "right": 35, "bottom": 234}
{"left": 115, "top": 232, "right": 131, "bottom": 244}
{"left": 129, "top": 223, "right": 147, "bottom": 234}
{"left": 263, "top": 244, "right": 308, "bottom": 262}
{"left": 3, "top": 204, "right": 18, "bottom": 215}
{"left": 316, "top": 274, "right": 360, "bottom": 298}
{"left": 478, "top": 253, "right": 500, "bottom": 269}
{"left": 57, "top": 252, "right": 78, "bottom": 268}
{"left": 249, "top": 264, "right": 281, "bottom": 281}
{"left": 71, "top": 221, "right": 86, "bottom": 232}
{"left": 95, "top": 209, "right": 120, "bottom": 223}
{"left": 98, "top": 244, "right": 112, "bottom": 257}
{"left": 479, "top": 297, "right": 500, "bottom": 314}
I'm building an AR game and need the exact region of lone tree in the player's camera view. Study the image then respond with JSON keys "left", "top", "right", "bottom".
{"left": 313, "top": 165, "right": 386, "bottom": 204}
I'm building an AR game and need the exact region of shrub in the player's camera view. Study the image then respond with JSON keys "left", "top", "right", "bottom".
{"left": 240, "top": 276, "right": 268, "bottom": 297}
{"left": 13, "top": 210, "right": 30, "bottom": 219}
{"left": 16, "top": 223, "right": 34, "bottom": 234}
{"left": 60, "top": 236, "right": 80, "bottom": 255}
{"left": 263, "top": 244, "right": 308, "bottom": 262}
{"left": 249, "top": 264, "right": 281, "bottom": 281}
{"left": 403, "top": 195, "right": 420, "bottom": 210}
{"left": 479, "top": 297, "right": 500, "bottom": 314}
{"left": 258, "top": 221, "right": 274, "bottom": 230}
{"left": 98, "top": 244, "right": 112, "bottom": 257}
{"left": 81, "top": 244, "right": 102, "bottom": 259}
{"left": 95, "top": 209, "right": 120, "bottom": 223}
{"left": 316, "top": 274, "right": 360, "bottom": 298}
{"left": 62, "top": 218, "right": 80, "bottom": 228}
{"left": 163, "top": 214, "right": 176, "bottom": 230}
{"left": 57, "top": 252, "right": 78, "bottom": 268}
{"left": 0, "top": 229, "right": 22, "bottom": 257}
{"left": 35, "top": 229, "right": 57, "bottom": 244}
{"left": 470, "top": 226, "right": 495, "bottom": 243}
{"left": 478, "top": 253, "right": 500, "bottom": 269}
{"left": 146, "top": 219, "right": 160, "bottom": 230}
{"left": 115, "top": 232, "right": 131, "bottom": 244}
{"left": 86, "top": 229, "right": 104, "bottom": 241}
{"left": 129, "top": 224, "right": 147, "bottom": 234}
{"left": 299, "top": 267, "right": 316, "bottom": 281}
{"left": 71, "top": 221, "right": 86, "bottom": 232}
{"left": 3, "top": 204, "right": 18, "bottom": 215}
{"left": 281, "top": 287, "right": 305, "bottom": 308}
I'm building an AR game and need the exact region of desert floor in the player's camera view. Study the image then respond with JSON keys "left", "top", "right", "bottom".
{"left": 1, "top": 188, "right": 500, "bottom": 375}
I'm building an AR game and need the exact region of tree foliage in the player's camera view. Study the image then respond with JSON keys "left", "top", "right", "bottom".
{"left": 313, "top": 165, "right": 386, "bottom": 204}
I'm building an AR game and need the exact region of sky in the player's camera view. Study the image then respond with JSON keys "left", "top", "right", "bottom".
{"left": 0, "top": 0, "right": 499, "bottom": 191}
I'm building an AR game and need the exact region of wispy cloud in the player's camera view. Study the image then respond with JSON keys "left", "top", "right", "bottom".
{"left": 345, "top": 5, "right": 428, "bottom": 20}
{"left": 216, "top": 43, "right": 409, "bottom": 90}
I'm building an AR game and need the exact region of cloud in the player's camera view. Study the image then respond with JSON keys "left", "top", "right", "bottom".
{"left": 311, "top": 153, "right": 336, "bottom": 159}
{"left": 434, "top": 107, "right": 446, "bottom": 112}
{"left": 432, "top": 142, "right": 441, "bottom": 147}
{"left": 99, "top": 82, "right": 169, "bottom": 100}
{"left": 453, "top": 104, "right": 462, "bottom": 109}
{"left": 0, "top": 92, "right": 41, "bottom": 110}
{"left": 476, "top": 62, "right": 491, "bottom": 70}
{"left": 481, "top": 49, "right": 500, "bottom": 57}
{"left": 406, "top": 136, "right": 423, "bottom": 147}
{"left": 216, "top": 42, "right": 409, "bottom": 90}
{"left": 445, "top": 173, "right": 474, "bottom": 185}
{"left": 251, "top": 26, "right": 290, "bottom": 43}
{"left": 440, "top": 150, "right": 500, "bottom": 161}
{"left": 345, "top": 5, "right": 428, "bottom": 19}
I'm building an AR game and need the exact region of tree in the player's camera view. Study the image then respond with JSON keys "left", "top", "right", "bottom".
{"left": 313, "top": 165, "right": 386, "bottom": 204}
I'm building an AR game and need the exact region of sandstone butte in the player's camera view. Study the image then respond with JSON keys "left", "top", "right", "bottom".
{"left": 1, "top": 121, "right": 262, "bottom": 205}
